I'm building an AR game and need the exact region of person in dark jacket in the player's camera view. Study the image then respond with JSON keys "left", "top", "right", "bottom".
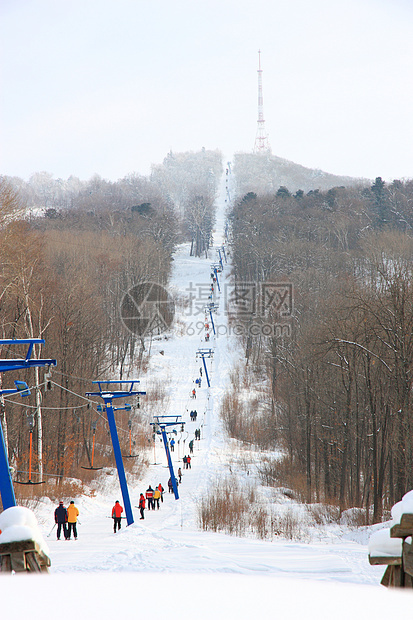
{"left": 139, "top": 493, "right": 145, "bottom": 520}
{"left": 146, "top": 485, "right": 154, "bottom": 509}
{"left": 54, "top": 501, "right": 68, "bottom": 540}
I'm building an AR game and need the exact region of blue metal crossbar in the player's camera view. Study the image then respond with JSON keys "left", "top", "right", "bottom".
{"left": 0, "top": 339, "right": 56, "bottom": 373}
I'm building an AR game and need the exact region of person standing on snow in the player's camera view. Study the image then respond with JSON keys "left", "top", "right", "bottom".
{"left": 146, "top": 485, "right": 154, "bottom": 509}
{"left": 112, "top": 500, "right": 123, "bottom": 533}
{"left": 187, "top": 455, "right": 191, "bottom": 469}
{"left": 189, "top": 439, "right": 194, "bottom": 454}
{"left": 66, "top": 500, "right": 79, "bottom": 540}
{"left": 157, "top": 483, "right": 164, "bottom": 503}
{"left": 153, "top": 487, "right": 161, "bottom": 509}
{"left": 139, "top": 493, "right": 145, "bottom": 520}
{"left": 54, "top": 501, "right": 68, "bottom": 540}
{"left": 178, "top": 467, "right": 182, "bottom": 483}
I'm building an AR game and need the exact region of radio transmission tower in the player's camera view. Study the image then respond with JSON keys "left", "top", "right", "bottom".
{"left": 253, "top": 50, "right": 271, "bottom": 154}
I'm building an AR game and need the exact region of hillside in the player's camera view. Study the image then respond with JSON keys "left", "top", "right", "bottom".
{"left": 233, "top": 152, "right": 369, "bottom": 196}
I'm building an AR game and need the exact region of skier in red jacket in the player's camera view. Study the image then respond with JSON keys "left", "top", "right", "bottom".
{"left": 112, "top": 500, "right": 123, "bottom": 533}
{"left": 139, "top": 494, "right": 145, "bottom": 520}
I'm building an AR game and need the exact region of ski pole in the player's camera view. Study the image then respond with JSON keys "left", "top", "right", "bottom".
{"left": 47, "top": 523, "right": 56, "bottom": 538}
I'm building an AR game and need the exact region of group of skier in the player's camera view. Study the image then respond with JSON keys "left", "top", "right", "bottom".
{"left": 54, "top": 500, "right": 79, "bottom": 540}
{"left": 139, "top": 483, "right": 164, "bottom": 519}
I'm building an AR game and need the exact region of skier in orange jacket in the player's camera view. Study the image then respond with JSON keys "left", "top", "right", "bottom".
{"left": 112, "top": 500, "right": 123, "bottom": 533}
{"left": 67, "top": 500, "right": 79, "bottom": 540}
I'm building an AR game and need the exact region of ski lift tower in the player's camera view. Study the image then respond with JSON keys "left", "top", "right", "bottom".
{"left": 196, "top": 348, "right": 214, "bottom": 388}
{"left": 86, "top": 381, "right": 146, "bottom": 526}
{"left": 211, "top": 264, "right": 222, "bottom": 292}
{"left": 0, "top": 339, "right": 56, "bottom": 509}
{"left": 151, "top": 415, "right": 184, "bottom": 500}
{"left": 216, "top": 249, "right": 224, "bottom": 271}
{"left": 205, "top": 302, "right": 219, "bottom": 336}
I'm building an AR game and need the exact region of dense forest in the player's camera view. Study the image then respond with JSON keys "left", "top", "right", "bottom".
{"left": 0, "top": 149, "right": 222, "bottom": 503}
{"left": 227, "top": 176, "right": 413, "bottom": 522}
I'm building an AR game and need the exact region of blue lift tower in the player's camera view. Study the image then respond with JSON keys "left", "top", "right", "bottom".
{"left": 86, "top": 380, "right": 146, "bottom": 526}
{"left": 205, "top": 302, "right": 219, "bottom": 336}
{"left": 0, "top": 339, "right": 56, "bottom": 509}
{"left": 151, "top": 415, "right": 184, "bottom": 500}
{"left": 196, "top": 348, "right": 214, "bottom": 388}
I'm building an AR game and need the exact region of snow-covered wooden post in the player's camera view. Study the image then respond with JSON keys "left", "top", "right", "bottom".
{"left": 0, "top": 506, "right": 51, "bottom": 573}
{"left": 369, "top": 491, "right": 413, "bottom": 587}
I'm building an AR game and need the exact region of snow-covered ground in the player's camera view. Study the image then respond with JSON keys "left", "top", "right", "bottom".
{"left": 2, "top": 179, "right": 413, "bottom": 616}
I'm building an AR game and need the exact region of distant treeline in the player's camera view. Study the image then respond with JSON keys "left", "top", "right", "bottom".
{"left": 5, "top": 147, "right": 223, "bottom": 257}
{"left": 227, "top": 177, "right": 413, "bottom": 522}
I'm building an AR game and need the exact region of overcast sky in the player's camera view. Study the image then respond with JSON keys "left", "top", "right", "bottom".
{"left": 2, "top": 0, "right": 413, "bottom": 183}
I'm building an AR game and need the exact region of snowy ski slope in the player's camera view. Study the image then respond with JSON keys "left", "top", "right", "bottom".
{"left": 3, "top": 178, "right": 412, "bottom": 618}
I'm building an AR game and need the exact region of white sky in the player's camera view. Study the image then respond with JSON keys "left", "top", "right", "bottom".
{"left": 2, "top": 0, "right": 413, "bottom": 182}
